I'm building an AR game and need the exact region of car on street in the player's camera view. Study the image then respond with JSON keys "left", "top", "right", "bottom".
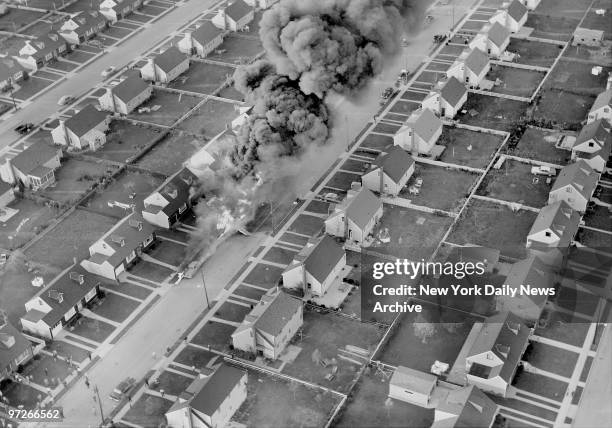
{"left": 101, "top": 66, "right": 116, "bottom": 77}
{"left": 58, "top": 95, "right": 75, "bottom": 106}
{"left": 109, "top": 377, "right": 136, "bottom": 401}
{"left": 14, "top": 123, "right": 34, "bottom": 135}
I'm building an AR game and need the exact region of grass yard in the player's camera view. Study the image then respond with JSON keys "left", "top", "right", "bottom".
{"left": 487, "top": 65, "right": 546, "bottom": 98}
{"left": 169, "top": 61, "right": 234, "bottom": 95}
{"left": 535, "top": 309, "right": 589, "bottom": 347}
{"left": 21, "top": 354, "right": 73, "bottom": 386}
{"left": 582, "top": 9, "right": 612, "bottom": 39}
{"left": 128, "top": 260, "right": 174, "bottom": 283}
{"left": 62, "top": 49, "right": 96, "bottom": 64}
{"left": 583, "top": 205, "right": 612, "bottom": 232}
{"left": 0, "top": 8, "right": 45, "bottom": 31}
{"left": 190, "top": 320, "right": 235, "bottom": 352}
{"left": 360, "top": 133, "right": 394, "bottom": 151}
{"left": 545, "top": 60, "right": 612, "bottom": 96}
{"left": 326, "top": 171, "right": 362, "bottom": 191}
{"left": 526, "top": 341, "right": 578, "bottom": 378}
{"left": 509, "top": 127, "right": 571, "bottom": 165}
{"left": 513, "top": 370, "right": 568, "bottom": 401}
{"left": 217, "top": 84, "right": 245, "bottom": 101}
{"left": 534, "top": 0, "right": 593, "bottom": 19}
{"left": 476, "top": 158, "right": 552, "bottom": 208}
{"left": 287, "top": 214, "right": 324, "bottom": 237}
{"left": 283, "top": 309, "right": 385, "bottom": 393}
{"left": 214, "top": 301, "right": 251, "bottom": 323}
{"left": 506, "top": 39, "right": 564, "bottom": 68}
{"left": 577, "top": 227, "right": 612, "bottom": 249}
{"left": 68, "top": 315, "right": 116, "bottom": 343}
{"left": 24, "top": 208, "right": 116, "bottom": 269}
{"left": 525, "top": 14, "right": 580, "bottom": 41}
{"left": 233, "top": 284, "right": 268, "bottom": 302}
{"left": 147, "top": 239, "right": 186, "bottom": 267}
{"left": 130, "top": 89, "right": 200, "bottom": 126}
{"left": 91, "top": 291, "right": 140, "bottom": 323}
{"left": 207, "top": 35, "right": 264, "bottom": 64}
{"left": 388, "top": 100, "right": 420, "bottom": 116}
{"left": 173, "top": 345, "right": 218, "bottom": 369}
{"left": 136, "top": 131, "right": 204, "bottom": 175}
{"left": 438, "top": 126, "right": 505, "bottom": 169}
{"left": 533, "top": 89, "right": 595, "bottom": 128}
{"left": 0, "top": 198, "right": 59, "bottom": 250}
{"left": 122, "top": 393, "right": 173, "bottom": 427}
{"left": 12, "top": 76, "right": 53, "bottom": 100}
{"left": 336, "top": 370, "right": 434, "bottom": 428}
{"left": 91, "top": 121, "right": 164, "bottom": 163}
{"left": 177, "top": 98, "right": 239, "bottom": 139}
{"left": 457, "top": 94, "right": 529, "bottom": 132}
{"left": 262, "top": 246, "right": 298, "bottom": 266}
{"left": 372, "top": 205, "right": 453, "bottom": 260}
{"left": 243, "top": 263, "right": 284, "bottom": 288}
{"left": 149, "top": 370, "right": 194, "bottom": 396}
{"left": 233, "top": 368, "right": 341, "bottom": 428}
{"left": 399, "top": 163, "right": 479, "bottom": 212}
{"left": 447, "top": 199, "right": 537, "bottom": 259}
{"left": 46, "top": 340, "right": 90, "bottom": 363}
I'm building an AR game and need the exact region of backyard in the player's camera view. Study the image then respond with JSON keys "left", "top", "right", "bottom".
{"left": 487, "top": 65, "right": 545, "bottom": 98}
{"left": 506, "top": 39, "right": 564, "bottom": 68}
{"left": 510, "top": 127, "right": 571, "bottom": 165}
{"left": 169, "top": 61, "right": 234, "bottom": 95}
{"left": 457, "top": 94, "right": 529, "bottom": 132}
{"left": 177, "top": 98, "right": 240, "bottom": 140}
{"left": 207, "top": 35, "right": 264, "bottom": 64}
{"left": 121, "top": 393, "right": 173, "bottom": 427}
{"left": 533, "top": 89, "right": 595, "bottom": 128}
{"left": 190, "top": 320, "right": 235, "bottom": 352}
{"left": 91, "top": 121, "right": 164, "bottom": 163}
{"left": 136, "top": 131, "right": 205, "bottom": 175}
{"left": 438, "top": 126, "right": 505, "bottom": 168}
{"left": 0, "top": 198, "right": 59, "bottom": 250}
{"left": 525, "top": 14, "right": 580, "bottom": 41}
{"left": 129, "top": 90, "right": 201, "bottom": 127}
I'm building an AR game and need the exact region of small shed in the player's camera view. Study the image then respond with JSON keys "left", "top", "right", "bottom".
{"left": 573, "top": 27, "right": 604, "bottom": 46}
{"left": 389, "top": 365, "right": 437, "bottom": 406}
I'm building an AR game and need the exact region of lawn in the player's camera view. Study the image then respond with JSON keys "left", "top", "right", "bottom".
{"left": 128, "top": 260, "right": 174, "bottom": 283}
{"left": 372, "top": 205, "right": 453, "bottom": 260}
{"left": 147, "top": 239, "right": 186, "bottom": 267}
{"left": 535, "top": 309, "right": 590, "bottom": 347}
{"left": 177, "top": 98, "right": 239, "bottom": 139}
{"left": 0, "top": 8, "right": 45, "bottom": 32}
{"left": 168, "top": 61, "right": 234, "bottom": 95}
{"left": 24, "top": 208, "right": 116, "bottom": 270}
{"left": 39, "top": 158, "right": 116, "bottom": 205}
{"left": 91, "top": 291, "right": 140, "bottom": 323}
{"left": 336, "top": 370, "right": 434, "bottom": 428}
{"left": 545, "top": 60, "right": 612, "bottom": 96}
{"left": 90, "top": 121, "right": 164, "bottom": 163}
{"left": 207, "top": 35, "right": 264, "bottom": 64}
{"left": 582, "top": 9, "right": 612, "bottom": 39}
{"left": 399, "top": 163, "right": 479, "bottom": 212}
{"left": 136, "top": 131, "right": 203, "bottom": 175}
{"left": 233, "top": 369, "right": 341, "bottom": 428}
{"left": 447, "top": 199, "right": 537, "bottom": 259}
{"left": 0, "top": 198, "right": 59, "bottom": 250}
{"left": 214, "top": 301, "right": 251, "bottom": 323}
{"left": 510, "top": 127, "right": 571, "bottom": 165}
{"left": 487, "top": 65, "right": 546, "bottom": 98}
{"left": 326, "top": 171, "right": 362, "bottom": 192}
{"left": 282, "top": 309, "right": 385, "bottom": 393}
{"left": 12, "top": 76, "right": 53, "bottom": 100}
{"left": 377, "top": 302, "right": 477, "bottom": 371}
{"left": 476, "top": 158, "right": 551, "bottom": 208}
{"left": 524, "top": 14, "right": 580, "bottom": 41}
{"left": 68, "top": 315, "right": 116, "bottom": 343}
{"left": 217, "top": 84, "right": 245, "bottom": 101}
{"left": 513, "top": 370, "right": 568, "bottom": 401}
{"left": 102, "top": 282, "right": 151, "bottom": 301}
{"left": 21, "top": 354, "right": 73, "bottom": 386}
{"left": 129, "top": 89, "right": 200, "bottom": 126}
{"left": 506, "top": 39, "right": 564, "bottom": 68}
{"left": 173, "top": 345, "right": 218, "bottom": 369}
{"left": 372, "top": 122, "right": 402, "bottom": 134}
{"left": 534, "top": 0, "right": 593, "bottom": 19}
{"left": 62, "top": 49, "right": 96, "bottom": 64}
{"left": 360, "top": 133, "right": 394, "bottom": 151}
{"left": 287, "top": 214, "right": 324, "bottom": 237}
{"left": 526, "top": 341, "right": 578, "bottom": 378}
{"left": 122, "top": 393, "right": 173, "bottom": 427}
{"left": 45, "top": 340, "right": 90, "bottom": 363}
{"left": 533, "top": 89, "right": 595, "bottom": 128}
{"left": 190, "top": 320, "right": 235, "bottom": 352}
{"left": 243, "top": 263, "right": 284, "bottom": 288}
{"left": 261, "top": 246, "right": 298, "bottom": 266}
{"left": 438, "top": 126, "right": 505, "bottom": 168}
{"left": 583, "top": 206, "right": 612, "bottom": 232}
{"left": 233, "top": 284, "right": 267, "bottom": 302}
{"left": 388, "top": 100, "right": 420, "bottom": 116}
{"left": 577, "top": 227, "right": 612, "bottom": 249}
{"left": 457, "top": 94, "right": 529, "bottom": 132}
{"left": 149, "top": 370, "right": 194, "bottom": 396}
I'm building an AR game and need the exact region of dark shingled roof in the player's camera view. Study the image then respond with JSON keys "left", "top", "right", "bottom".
{"left": 440, "top": 76, "right": 467, "bottom": 107}
{"left": 345, "top": 188, "right": 382, "bottom": 230}
{"left": 153, "top": 46, "right": 188, "bottom": 73}
{"left": 10, "top": 144, "right": 59, "bottom": 176}
{"left": 112, "top": 72, "right": 150, "bottom": 103}
{"left": 189, "top": 364, "right": 246, "bottom": 416}
{"left": 254, "top": 291, "right": 302, "bottom": 336}
{"left": 226, "top": 0, "right": 252, "bottom": 22}
{"left": 303, "top": 235, "right": 345, "bottom": 284}
{"left": 574, "top": 119, "right": 610, "bottom": 147}
{"left": 0, "top": 318, "right": 31, "bottom": 373}
{"left": 191, "top": 21, "right": 224, "bottom": 45}
{"left": 506, "top": 0, "right": 527, "bottom": 22}
{"left": 65, "top": 104, "right": 108, "bottom": 137}
{"left": 590, "top": 89, "right": 612, "bottom": 112}
{"left": 487, "top": 22, "right": 510, "bottom": 47}
{"left": 434, "top": 385, "right": 498, "bottom": 428}
{"left": 372, "top": 146, "right": 414, "bottom": 184}
{"left": 551, "top": 160, "right": 598, "bottom": 200}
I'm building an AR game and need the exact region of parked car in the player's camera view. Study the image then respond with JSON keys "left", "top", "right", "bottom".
{"left": 14, "top": 123, "right": 34, "bottom": 135}
{"left": 101, "top": 66, "right": 116, "bottom": 77}
{"left": 531, "top": 165, "right": 556, "bottom": 176}
{"left": 109, "top": 377, "right": 136, "bottom": 401}
{"left": 57, "top": 95, "right": 75, "bottom": 105}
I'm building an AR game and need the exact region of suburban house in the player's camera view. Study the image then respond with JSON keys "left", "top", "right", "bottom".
{"left": 325, "top": 186, "right": 383, "bottom": 244}
{"left": 98, "top": 73, "right": 152, "bottom": 115}
{"left": 361, "top": 146, "right": 415, "bottom": 196}
{"left": 178, "top": 21, "right": 226, "bottom": 57}
{"left": 0, "top": 143, "right": 62, "bottom": 191}
{"left": 420, "top": 76, "right": 468, "bottom": 119}
{"left": 58, "top": 11, "right": 107, "bottom": 47}
{"left": 571, "top": 119, "right": 611, "bottom": 172}
{"left": 99, "top": 0, "right": 143, "bottom": 23}
{"left": 51, "top": 104, "right": 110, "bottom": 151}
{"left": 489, "top": 0, "right": 528, "bottom": 33}
{"left": 231, "top": 288, "right": 303, "bottom": 360}
{"left": 140, "top": 46, "right": 190, "bottom": 84}
{"left": 20, "top": 266, "right": 101, "bottom": 340}
{"left": 432, "top": 385, "right": 498, "bottom": 428}
{"left": 501, "top": 256, "right": 553, "bottom": 321}
{"left": 0, "top": 182, "right": 15, "bottom": 209}
{"left": 588, "top": 89, "right": 612, "bottom": 124}
{"left": 548, "top": 160, "right": 599, "bottom": 212}
{"left": 142, "top": 168, "right": 198, "bottom": 229}
{"left": 394, "top": 108, "right": 443, "bottom": 155}
{"left": 517, "top": 0, "right": 540, "bottom": 10}
{"left": 463, "top": 311, "right": 531, "bottom": 397}
{"left": 231, "top": 105, "right": 254, "bottom": 130}
{"left": 13, "top": 33, "right": 68, "bottom": 71}
{"left": 81, "top": 213, "right": 156, "bottom": 281}
{"left": 572, "top": 27, "right": 604, "bottom": 47}
{"left": 282, "top": 235, "right": 346, "bottom": 297}
{"left": 526, "top": 201, "right": 581, "bottom": 251}
{"left": 165, "top": 364, "right": 247, "bottom": 428}
{"left": 0, "top": 315, "right": 34, "bottom": 381}
{"left": 469, "top": 22, "right": 511, "bottom": 58}
{"left": 212, "top": 0, "right": 255, "bottom": 32}
{"left": 446, "top": 48, "right": 490, "bottom": 88}
{"left": 388, "top": 365, "right": 437, "bottom": 407}
{"left": 0, "top": 58, "right": 26, "bottom": 91}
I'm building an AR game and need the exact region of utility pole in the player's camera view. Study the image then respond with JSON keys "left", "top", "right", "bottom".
{"left": 199, "top": 269, "right": 210, "bottom": 309}
{"left": 93, "top": 384, "right": 105, "bottom": 426}
{"left": 9, "top": 85, "right": 17, "bottom": 111}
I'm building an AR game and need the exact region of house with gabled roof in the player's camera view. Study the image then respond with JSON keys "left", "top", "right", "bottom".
{"left": 432, "top": 385, "right": 498, "bottom": 428}
{"left": 140, "top": 46, "right": 190, "bottom": 84}
{"left": 548, "top": 160, "right": 599, "bottom": 212}
{"left": 178, "top": 21, "right": 226, "bottom": 58}
{"left": 51, "top": 104, "right": 110, "bottom": 151}
{"left": 394, "top": 108, "right": 443, "bottom": 155}
{"left": 0, "top": 58, "right": 26, "bottom": 91}
{"left": 571, "top": 119, "right": 611, "bottom": 172}
{"left": 212, "top": 0, "right": 254, "bottom": 32}
{"left": 142, "top": 168, "right": 198, "bottom": 229}
{"left": 463, "top": 311, "right": 531, "bottom": 397}
{"left": 231, "top": 288, "right": 303, "bottom": 360}
{"left": 0, "top": 314, "right": 34, "bottom": 381}
{"left": 0, "top": 143, "right": 62, "bottom": 191}
{"left": 489, "top": 0, "right": 528, "bottom": 33}
{"left": 361, "top": 146, "right": 415, "bottom": 196}
{"left": 588, "top": 89, "right": 612, "bottom": 124}
{"left": 81, "top": 212, "right": 156, "bottom": 281}
{"left": 13, "top": 33, "right": 68, "bottom": 71}
{"left": 388, "top": 365, "right": 437, "bottom": 406}
{"left": 245, "top": 0, "right": 278, "bottom": 9}
{"left": 165, "top": 364, "right": 247, "bottom": 428}
{"left": 421, "top": 76, "right": 468, "bottom": 119}
{"left": 282, "top": 235, "right": 346, "bottom": 297}
{"left": 98, "top": 73, "right": 152, "bottom": 115}
{"left": 517, "top": 0, "right": 540, "bottom": 10}
{"left": 21, "top": 266, "right": 101, "bottom": 340}
{"left": 526, "top": 201, "right": 581, "bottom": 251}
{"left": 100, "top": 0, "right": 143, "bottom": 23}
{"left": 446, "top": 48, "right": 490, "bottom": 88}
{"left": 325, "top": 186, "right": 383, "bottom": 244}
{"left": 59, "top": 11, "right": 107, "bottom": 46}
{"left": 469, "top": 22, "right": 511, "bottom": 58}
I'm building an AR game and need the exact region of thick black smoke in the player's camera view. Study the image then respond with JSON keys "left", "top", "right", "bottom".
{"left": 230, "top": 0, "right": 426, "bottom": 178}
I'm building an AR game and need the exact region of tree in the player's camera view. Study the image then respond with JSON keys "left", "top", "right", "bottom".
{"left": 413, "top": 313, "right": 435, "bottom": 344}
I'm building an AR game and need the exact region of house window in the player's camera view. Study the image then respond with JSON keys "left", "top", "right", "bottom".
{"left": 588, "top": 142, "right": 594, "bottom": 147}
{"left": 545, "top": 231, "right": 551, "bottom": 237}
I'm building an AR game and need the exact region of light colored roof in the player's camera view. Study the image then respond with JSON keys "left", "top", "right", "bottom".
{"left": 464, "top": 48, "right": 489, "bottom": 75}
{"left": 575, "top": 119, "right": 610, "bottom": 147}
{"left": 432, "top": 385, "right": 498, "bottom": 428}
{"left": 578, "top": 137, "right": 611, "bottom": 161}
{"left": 226, "top": 0, "right": 252, "bottom": 21}
{"left": 529, "top": 201, "right": 580, "bottom": 248}
{"left": 302, "top": 235, "right": 345, "bottom": 284}
{"left": 64, "top": 104, "right": 108, "bottom": 137}
{"left": 487, "top": 22, "right": 510, "bottom": 47}
{"left": 504, "top": 256, "right": 552, "bottom": 309}
{"left": 390, "top": 365, "right": 437, "bottom": 394}
{"left": 153, "top": 46, "right": 187, "bottom": 73}
{"left": 371, "top": 146, "right": 414, "bottom": 183}
{"left": 440, "top": 76, "right": 467, "bottom": 107}
{"left": 408, "top": 108, "right": 442, "bottom": 142}
{"left": 551, "top": 160, "right": 599, "bottom": 200}
{"left": 189, "top": 364, "right": 245, "bottom": 416}
{"left": 344, "top": 188, "right": 382, "bottom": 230}
{"left": 506, "top": 0, "right": 527, "bottom": 22}
{"left": 191, "top": 21, "right": 224, "bottom": 45}
{"left": 590, "top": 89, "right": 612, "bottom": 112}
